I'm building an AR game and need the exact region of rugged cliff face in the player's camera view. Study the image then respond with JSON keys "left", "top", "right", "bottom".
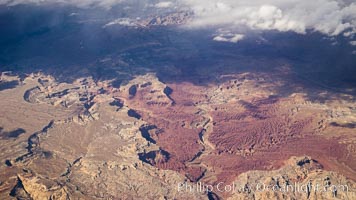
{"left": 0, "top": 72, "right": 355, "bottom": 200}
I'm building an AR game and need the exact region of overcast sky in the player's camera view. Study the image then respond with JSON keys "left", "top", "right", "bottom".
{"left": 1, "top": 0, "right": 356, "bottom": 38}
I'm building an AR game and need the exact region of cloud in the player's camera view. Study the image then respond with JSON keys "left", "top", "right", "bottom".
{"left": 350, "top": 41, "right": 356, "bottom": 46}
{"left": 1, "top": 0, "right": 356, "bottom": 37}
{"left": 103, "top": 18, "right": 138, "bottom": 27}
{"left": 213, "top": 33, "right": 245, "bottom": 43}
{"left": 182, "top": 0, "right": 356, "bottom": 37}
{"left": 155, "top": 1, "right": 173, "bottom": 8}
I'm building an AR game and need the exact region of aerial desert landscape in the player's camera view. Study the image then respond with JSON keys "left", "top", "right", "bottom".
{"left": 0, "top": 0, "right": 356, "bottom": 199}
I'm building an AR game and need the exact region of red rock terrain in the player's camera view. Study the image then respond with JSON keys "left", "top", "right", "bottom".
{"left": 1, "top": 72, "right": 355, "bottom": 199}
{"left": 117, "top": 73, "right": 356, "bottom": 198}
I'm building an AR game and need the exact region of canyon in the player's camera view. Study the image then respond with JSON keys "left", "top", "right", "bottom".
{"left": 0, "top": 70, "right": 355, "bottom": 199}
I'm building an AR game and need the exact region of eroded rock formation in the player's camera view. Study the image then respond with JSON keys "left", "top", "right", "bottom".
{"left": 0, "top": 72, "right": 355, "bottom": 199}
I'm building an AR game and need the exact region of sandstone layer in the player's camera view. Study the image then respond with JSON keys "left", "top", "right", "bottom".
{"left": 0, "top": 71, "right": 355, "bottom": 200}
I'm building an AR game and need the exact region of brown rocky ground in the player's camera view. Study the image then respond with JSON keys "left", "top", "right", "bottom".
{"left": 0, "top": 70, "right": 355, "bottom": 199}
